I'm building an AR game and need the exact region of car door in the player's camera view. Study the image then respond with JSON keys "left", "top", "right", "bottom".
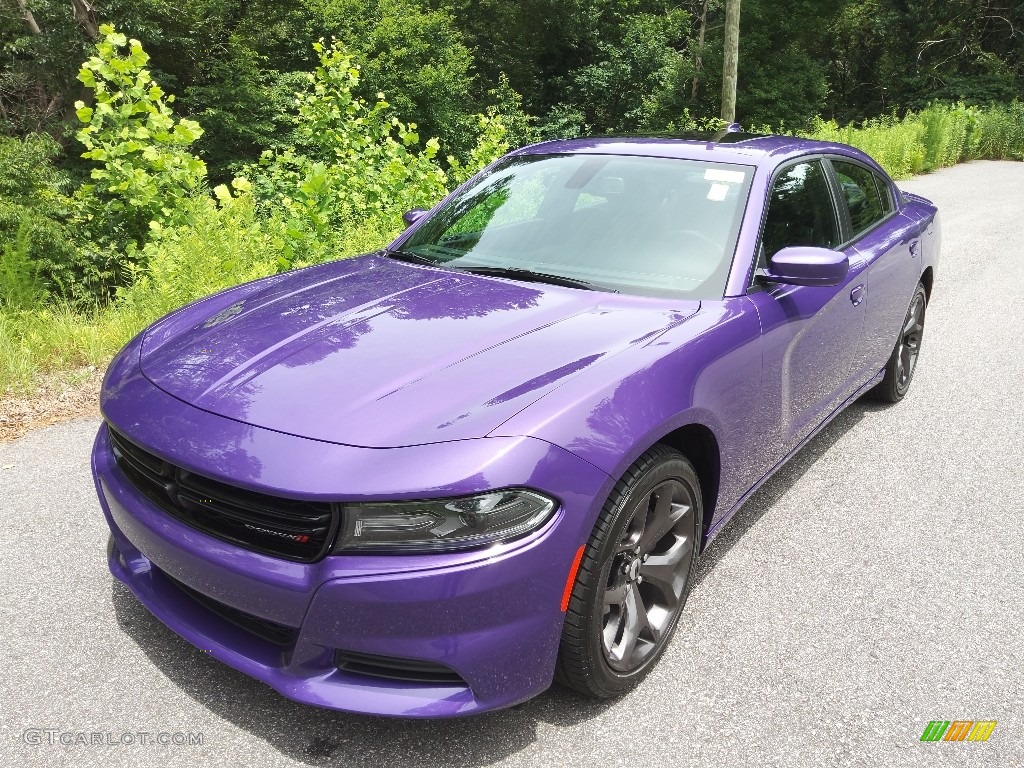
{"left": 745, "top": 158, "right": 869, "bottom": 453}
{"left": 826, "top": 157, "right": 923, "bottom": 374}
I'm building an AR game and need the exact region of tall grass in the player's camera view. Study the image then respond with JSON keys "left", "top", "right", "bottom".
{"left": 808, "top": 101, "right": 1024, "bottom": 179}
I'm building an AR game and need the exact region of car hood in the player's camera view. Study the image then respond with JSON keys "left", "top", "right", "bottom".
{"left": 140, "top": 254, "right": 699, "bottom": 447}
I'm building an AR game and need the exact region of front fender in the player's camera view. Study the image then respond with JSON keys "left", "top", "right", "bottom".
{"left": 491, "top": 297, "right": 767, "bottom": 515}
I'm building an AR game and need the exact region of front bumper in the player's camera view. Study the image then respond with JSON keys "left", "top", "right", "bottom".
{"left": 92, "top": 412, "right": 611, "bottom": 716}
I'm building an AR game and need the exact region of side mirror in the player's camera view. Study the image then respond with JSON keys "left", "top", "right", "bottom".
{"left": 402, "top": 208, "right": 428, "bottom": 228}
{"left": 765, "top": 246, "right": 849, "bottom": 287}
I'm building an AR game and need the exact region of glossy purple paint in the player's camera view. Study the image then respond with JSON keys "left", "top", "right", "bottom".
{"left": 766, "top": 246, "right": 850, "bottom": 286}
{"left": 92, "top": 135, "right": 939, "bottom": 717}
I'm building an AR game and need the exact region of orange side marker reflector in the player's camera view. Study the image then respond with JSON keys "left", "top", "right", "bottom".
{"left": 561, "top": 545, "right": 586, "bottom": 612}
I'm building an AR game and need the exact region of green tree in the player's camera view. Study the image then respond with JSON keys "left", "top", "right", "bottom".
{"left": 829, "top": 0, "right": 1024, "bottom": 122}
{"left": 250, "top": 39, "right": 508, "bottom": 268}
{"left": 73, "top": 25, "right": 207, "bottom": 247}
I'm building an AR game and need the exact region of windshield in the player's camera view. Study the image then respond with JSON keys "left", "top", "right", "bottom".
{"left": 397, "top": 153, "right": 754, "bottom": 299}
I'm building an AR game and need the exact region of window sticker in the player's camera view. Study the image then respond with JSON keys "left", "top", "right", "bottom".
{"left": 704, "top": 169, "right": 747, "bottom": 184}
{"left": 707, "top": 183, "right": 730, "bottom": 201}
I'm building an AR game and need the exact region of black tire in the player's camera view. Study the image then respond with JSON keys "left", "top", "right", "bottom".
{"left": 871, "top": 282, "right": 927, "bottom": 403}
{"left": 556, "top": 445, "right": 702, "bottom": 698}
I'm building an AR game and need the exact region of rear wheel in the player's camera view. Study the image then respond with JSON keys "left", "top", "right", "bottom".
{"left": 871, "top": 282, "right": 927, "bottom": 403}
{"left": 556, "top": 445, "right": 702, "bottom": 697}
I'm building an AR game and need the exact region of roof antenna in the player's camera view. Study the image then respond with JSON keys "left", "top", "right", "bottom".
{"left": 710, "top": 122, "right": 744, "bottom": 142}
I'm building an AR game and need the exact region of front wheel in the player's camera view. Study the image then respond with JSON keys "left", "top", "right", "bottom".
{"left": 871, "top": 282, "right": 927, "bottom": 403}
{"left": 556, "top": 445, "right": 702, "bottom": 698}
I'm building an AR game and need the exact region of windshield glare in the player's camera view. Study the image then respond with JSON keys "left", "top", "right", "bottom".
{"left": 399, "top": 153, "right": 754, "bottom": 299}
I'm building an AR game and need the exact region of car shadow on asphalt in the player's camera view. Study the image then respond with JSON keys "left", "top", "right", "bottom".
{"left": 690, "top": 398, "right": 890, "bottom": 590}
{"left": 109, "top": 398, "right": 891, "bottom": 768}
{"left": 111, "top": 581, "right": 614, "bottom": 766}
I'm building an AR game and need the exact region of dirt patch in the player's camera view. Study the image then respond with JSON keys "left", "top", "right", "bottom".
{"left": 0, "top": 367, "right": 104, "bottom": 443}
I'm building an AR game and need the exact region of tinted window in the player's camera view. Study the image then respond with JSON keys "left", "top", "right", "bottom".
{"left": 400, "top": 154, "right": 755, "bottom": 299}
{"left": 761, "top": 161, "right": 840, "bottom": 260}
{"left": 832, "top": 160, "right": 885, "bottom": 237}
{"left": 873, "top": 173, "right": 894, "bottom": 215}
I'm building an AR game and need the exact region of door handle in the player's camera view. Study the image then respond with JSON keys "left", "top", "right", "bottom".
{"left": 909, "top": 240, "right": 920, "bottom": 257}
{"left": 850, "top": 284, "right": 865, "bottom": 306}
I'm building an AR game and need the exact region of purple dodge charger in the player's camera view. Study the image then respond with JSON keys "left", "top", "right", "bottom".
{"left": 93, "top": 132, "right": 939, "bottom": 717}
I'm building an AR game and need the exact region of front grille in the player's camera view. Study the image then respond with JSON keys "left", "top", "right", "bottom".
{"left": 107, "top": 425, "right": 339, "bottom": 562}
{"left": 164, "top": 572, "right": 299, "bottom": 647}
{"left": 335, "top": 650, "right": 465, "bottom": 685}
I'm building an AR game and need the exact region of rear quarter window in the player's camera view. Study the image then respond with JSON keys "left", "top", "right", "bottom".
{"left": 873, "top": 173, "right": 895, "bottom": 215}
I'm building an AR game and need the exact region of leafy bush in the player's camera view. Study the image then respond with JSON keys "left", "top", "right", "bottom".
{"left": 250, "top": 39, "right": 508, "bottom": 269}
{"left": 117, "top": 189, "right": 279, "bottom": 324}
{"left": 74, "top": 25, "right": 208, "bottom": 249}
{"left": 919, "top": 103, "right": 974, "bottom": 170}
{"left": 810, "top": 113, "right": 926, "bottom": 178}
{"left": 0, "top": 134, "right": 100, "bottom": 306}
{"left": 974, "top": 101, "right": 1024, "bottom": 161}
{"left": 0, "top": 219, "right": 46, "bottom": 310}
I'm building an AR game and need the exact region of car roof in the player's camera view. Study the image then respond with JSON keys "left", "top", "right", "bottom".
{"left": 510, "top": 133, "right": 875, "bottom": 171}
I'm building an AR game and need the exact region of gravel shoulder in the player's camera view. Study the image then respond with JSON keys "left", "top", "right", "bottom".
{"left": 0, "top": 367, "right": 102, "bottom": 444}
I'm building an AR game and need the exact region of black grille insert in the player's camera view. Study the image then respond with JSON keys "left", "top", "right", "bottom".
{"left": 335, "top": 650, "right": 465, "bottom": 685}
{"left": 107, "top": 425, "right": 339, "bottom": 562}
{"left": 164, "top": 572, "right": 298, "bottom": 647}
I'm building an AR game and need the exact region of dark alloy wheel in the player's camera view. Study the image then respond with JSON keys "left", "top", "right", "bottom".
{"left": 872, "top": 282, "right": 927, "bottom": 403}
{"left": 556, "top": 445, "right": 702, "bottom": 697}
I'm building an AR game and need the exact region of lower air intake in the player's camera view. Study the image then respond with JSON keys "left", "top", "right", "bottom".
{"left": 335, "top": 650, "right": 465, "bottom": 685}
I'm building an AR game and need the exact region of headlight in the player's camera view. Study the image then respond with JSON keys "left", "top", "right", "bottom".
{"left": 331, "top": 489, "right": 557, "bottom": 553}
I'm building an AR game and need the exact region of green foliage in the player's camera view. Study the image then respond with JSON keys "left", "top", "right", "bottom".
{"left": 74, "top": 25, "right": 208, "bottom": 247}
{"left": 807, "top": 101, "right": 1024, "bottom": 179}
{"left": 973, "top": 101, "right": 1024, "bottom": 161}
{"left": 919, "top": 103, "right": 976, "bottom": 170}
{"left": 0, "top": 132, "right": 66, "bottom": 206}
{"left": 3, "top": 6, "right": 1024, "bottom": 399}
{"left": 328, "top": 0, "right": 477, "bottom": 157}
{"left": 557, "top": 8, "right": 695, "bottom": 134}
{"left": 251, "top": 39, "right": 508, "bottom": 269}
{"left": 0, "top": 133, "right": 103, "bottom": 305}
{"left": 0, "top": 0, "right": 93, "bottom": 137}
{"left": 732, "top": 0, "right": 836, "bottom": 128}
{"left": 448, "top": 110, "right": 512, "bottom": 186}
{"left": 249, "top": 40, "right": 446, "bottom": 267}
{"left": 829, "top": 0, "right": 1024, "bottom": 121}
{"left": 810, "top": 113, "right": 926, "bottom": 179}
{"left": 0, "top": 218, "right": 47, "bottom": 310}
{"left": 117, "top": 192, "right": 279, "bottom": 321}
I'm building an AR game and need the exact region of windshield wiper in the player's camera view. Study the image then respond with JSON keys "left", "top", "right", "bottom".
{"left": 453, "top": 265, "right": 615, "bottom": 292}
{"left": 382, "top": 248, "right": 437, "bottom": 266}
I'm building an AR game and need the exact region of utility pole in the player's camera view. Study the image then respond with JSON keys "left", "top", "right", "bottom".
{"left": 720, "top": 0, "right": 741, "bottom": 123}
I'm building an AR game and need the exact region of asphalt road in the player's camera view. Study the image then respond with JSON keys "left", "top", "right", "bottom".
{"left": 2, "top": 160, "right": 1022, "bottom": 768}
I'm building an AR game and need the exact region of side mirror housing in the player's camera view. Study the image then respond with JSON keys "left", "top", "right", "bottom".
{"left": 402, "top": 208, "right": 428, "bottom": 228}
{"left": 765, "top": 246, "right": 849, "bottom": 287}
